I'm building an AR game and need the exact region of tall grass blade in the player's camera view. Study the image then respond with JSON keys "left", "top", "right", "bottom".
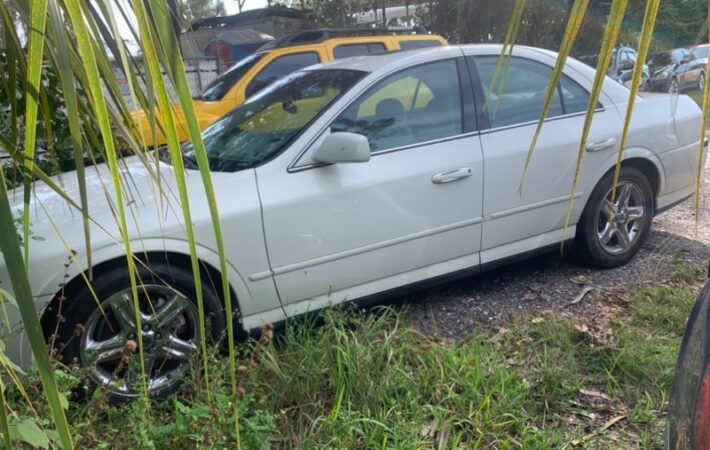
{"left": 0, "top": 378, "right": 12, "bottom": 450}
{"left": 62, "top": 0, "right": 150, "bottom": 399}
{"left": 130, "top": 0, "right": 214, "bottom": 405}
{"left": 611, "top": 0, "right": 661, "bottom": 204}
{"left": 47, "top": 0, "right": 94, "bottom": 278}
{"left": 519, "top": 0, "right": 590, "bottom": 192}
{"left": 696, "top": 0, "right": 710, "bottom": 229}
{"left": 563, "top": 0, "right": 629, "bottom": 238}
{"left": 0, "top": 174, "right": 73, "bottom": 449}
{"left": 21, "top": 0, "right": 49, "bottom": 263}
{"left": 483, "top": 0, "right": 526, "bottom": 114}
{"left": 148, "top": 2, "right": 242, "bottom": 438}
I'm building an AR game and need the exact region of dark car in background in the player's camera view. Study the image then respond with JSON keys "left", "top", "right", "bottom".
{"left": 648, "top": 48, "right": 705, "bottom": 93}
{"left": 578, "top": 46, "right": 650, "bottom": 90}
{"left": 693, "top": 44, "right": 709, "bottom": 65}
{"left": 667, "top": 279, "right": 710, "bottom": 450}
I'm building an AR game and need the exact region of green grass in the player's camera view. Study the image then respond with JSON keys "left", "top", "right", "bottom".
{"left": 2, "top": 262, "right": 706, "bottom": 449}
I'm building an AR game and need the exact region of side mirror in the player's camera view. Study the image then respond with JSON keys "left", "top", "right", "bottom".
{"left": 313, "top": 132, "right": 371, "bottom": 164}
{"left": 619, "top": 60, "right": 635, "bottom": 71}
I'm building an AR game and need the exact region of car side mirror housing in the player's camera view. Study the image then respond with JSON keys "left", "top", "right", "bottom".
{"left": 619, "top": 60, "right": 634, "bottom": 71}
{"left": 313, "top": 132, "right": 371, "bottom": 164}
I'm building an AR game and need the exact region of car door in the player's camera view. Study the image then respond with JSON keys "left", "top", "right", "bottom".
{"left": 467, "top": 52, "right": 621, "bottom": 264}
{"left": 256, "top": 57, "right": 484, "bottom": 312}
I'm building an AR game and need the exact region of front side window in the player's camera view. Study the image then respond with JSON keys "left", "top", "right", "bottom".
{"left": 245, "top": 52, "right": 320, "bottom": 98}
{"left": 180, "top": 69, "right": 365, "bottom": 172}
{"left": 333, "top": 43, "right": 387, "bottom": 59}
{"left": 332, "top": 60, "right": 463, "bottom": 152}
{"left": 476, "top": 56, "right": 563, "bottom": 128}
{"left": 197, "top": 53, "right": 266, "bottom": 102}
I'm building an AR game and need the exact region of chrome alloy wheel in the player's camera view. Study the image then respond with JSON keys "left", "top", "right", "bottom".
{"left": 595, "top": 181, "right": 647, "bottom": 255}
{"left": 80, "top": 285, "right": 199, "bottom": 397}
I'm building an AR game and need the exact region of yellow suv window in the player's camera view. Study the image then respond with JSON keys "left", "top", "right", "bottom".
{"left": 245, "top": 52, "right": 320, "bottom": 97}
{"left": 358, "top": 77, "right": 434, "bottom": 117}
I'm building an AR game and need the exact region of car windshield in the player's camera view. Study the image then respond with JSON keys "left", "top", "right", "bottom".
{"left": 180, "top": 69, "right": 366, "bottom": 172}
{"left": 694, "top": 46, "right": 709, "bottom": 60}
{"left": 195, "top": 53, "right": 266, "bottom": 102}
{"left": 648, "top": 52, "right": 673, "bottom": 67}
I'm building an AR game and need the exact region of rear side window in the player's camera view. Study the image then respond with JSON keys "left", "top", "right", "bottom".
{"left": 399, "top": 40, "right": 442, "bottom": 50}
{"left": 560, "top": 77, "right": 591, "bottom": 114}
{"left": 333, "top": 43, "right": 387, "bottom": 59}
{"left": 475, "top": 56, "right": 593, "bottom": 128}
{"left": 246, "top": 52, "right": 320, "bottom": 98}
{"left": 475, "top": 56, "right": 563, "bottom": 128}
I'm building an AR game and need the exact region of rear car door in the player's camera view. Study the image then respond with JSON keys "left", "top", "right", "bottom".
{"left": 256, "top": 56, "right": 484, "bottom": 313}
{"left": 466, "top": 51, "right": 621, "bottom": 263}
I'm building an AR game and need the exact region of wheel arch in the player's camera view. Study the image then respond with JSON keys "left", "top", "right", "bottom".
{"left": 39, "top": 242, "right": 247, "bottom": 340}
{"left": 593, "top": 149, "right": 663, "bottom": 198}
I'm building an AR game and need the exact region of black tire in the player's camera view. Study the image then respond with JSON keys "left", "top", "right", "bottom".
{"left": 52, "top": 260, "right": 226, "bottom": 402}
{"left": 575, "top": 167, "right": 654, "bottom": 268}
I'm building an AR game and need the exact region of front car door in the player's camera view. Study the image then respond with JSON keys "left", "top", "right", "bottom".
{"left": 256, "top": 53, "right": 485, "bottom": 316}
{"left": 465, "top": 48, "right": 622, "bottom": 264}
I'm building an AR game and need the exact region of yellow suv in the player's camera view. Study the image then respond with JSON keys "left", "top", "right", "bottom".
{"left": 132, "top": 28, "right": 447, "bottom": 147}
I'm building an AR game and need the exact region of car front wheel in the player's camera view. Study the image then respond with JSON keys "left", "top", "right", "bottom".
{"left": 575, "top": 167, "right": 654, "bottom": 268}
{"left": 51, "top": 261, "right": 226, "bottom": 402}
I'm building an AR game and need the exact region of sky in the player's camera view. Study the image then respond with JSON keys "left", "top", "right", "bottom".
{"left": 224, "top": 0, "right": 269, "bottom": 15}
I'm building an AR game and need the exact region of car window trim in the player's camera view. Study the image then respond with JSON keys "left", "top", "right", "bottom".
{"left": 467, "top": 54, "right": 605, "bottom": 132}
{"left": 288, "top": 56, "right": 476, "bottom": 173}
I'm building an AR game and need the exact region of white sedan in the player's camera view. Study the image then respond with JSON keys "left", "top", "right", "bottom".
{"left": 1, "top": 45, "right": 704, "bottom": 400}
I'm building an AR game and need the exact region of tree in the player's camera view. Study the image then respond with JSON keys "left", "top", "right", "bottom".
{"left": 285, "top": 0, "right": 376, "bottom": 27}
{"left": 180, "top": 0, "right": 226, "bottom": 22}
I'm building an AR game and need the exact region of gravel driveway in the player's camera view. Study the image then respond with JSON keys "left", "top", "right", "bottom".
{"left": 404, "top": 160, "right": 710, "bottom": 338}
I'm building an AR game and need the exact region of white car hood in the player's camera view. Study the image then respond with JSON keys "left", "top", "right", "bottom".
{"left": 9, "top": 156, "right": 185, "bottom": 234}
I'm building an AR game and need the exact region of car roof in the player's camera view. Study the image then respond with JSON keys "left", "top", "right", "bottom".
{"left": 310, "top": 46, "right": 459, "bottom": 73}
{"left": 257, "top": 28, "right": 443, "bottom": 52}
{"left": 309, "top": 43, "right": 582, "bottom": 75}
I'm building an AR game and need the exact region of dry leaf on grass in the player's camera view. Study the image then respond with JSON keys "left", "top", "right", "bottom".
{"left": 566, "top": 286, "right": 595, "bottom": 307}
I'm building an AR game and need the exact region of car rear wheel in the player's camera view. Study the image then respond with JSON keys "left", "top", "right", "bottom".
{"left": 575, "top": 167, "right": 654, "bottom": 268}
{"left": 51, "top": 261, "right": 226, "bottom": 402}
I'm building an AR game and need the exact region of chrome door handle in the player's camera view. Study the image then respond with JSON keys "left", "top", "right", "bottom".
{"left": 586, "top": 138, "right": 617, "bottom": 152}
{"left": 431, "top": 167, "right": 473, "bottom": 184}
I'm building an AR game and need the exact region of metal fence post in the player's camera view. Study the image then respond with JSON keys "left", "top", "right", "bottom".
{"left": 196, "top": 58, "right": 202, "bottom": 92}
